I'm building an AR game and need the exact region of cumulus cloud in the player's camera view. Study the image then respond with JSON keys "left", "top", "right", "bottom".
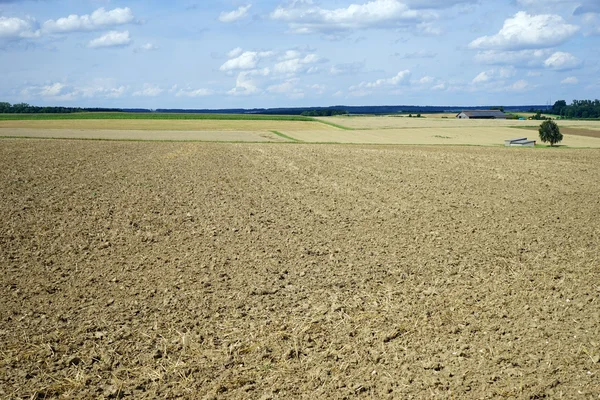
{"left": 227, "top": 47, "right": 243, "bottom": 58}
{"left": 220, "top": 50, "right": 274, "bottom": 71}
{"left": 469, "top": 11, "right": 579, "bottom": 50}
{"left": 228, "top": 71, "right": 261, "bottom": 96}
{"left": 395, "top": 49, "right": 437, "bottom": 59}
{"left": 472, "top": 67, "right": 515, "bottom": 84}
{"left": 88, "top": 30, "right": 131, "bottom": 48}
{"left": 474, "top": 49, "right": 552, "bottom": 67}
{"left": 219, "top": 5, "right": 252, "bottom": 23}
{"left": 133, "top": 84, "right": 164, "bottom": 97}
{"left": 310, "top": 84, "right": 326, "bottom": 94}
{"left": 273, "top": 53, "right": 321, "bottom": 75}
{"left": 351, "top": 70, "right": 411, "bottom": 91}
{"left": 561, "top": 76, "right": 578, "bottom": 84}
{"left": 21, "top": 80, "right": 127, "bottom": 100}
{"left": 472, "top": 71, "right": 490, "bottom": 84}
{"left": 270, "top": 0, "right": 436, "bottom": 34}
{"left": 416, "top": 76, "right": 434, "bottom": 84}
{"left": 517, "top": 0, "right": 600, "bottom": 14}
{"left": 176, "top": 88, "right": 214, "bottom": 97}
{"left": 0, "top": 16, "right": 39, "bottom": 39}
{"left": 39, "top": 82, "right": 66, "bottom": 97}
{"left": 140, "top": 43, "right": 158, "bottom": 51}
{"left": 329, "top": 61, "right": 364, "bottom": 75}
{"left": 43, "top": 7, "right": 134, "bottom": 34}
{"left": 266, "top": 79, "right": 305, "bottom": 98}
{"left": 509, "top": 80, "right": 529, "bottom": 91}
{"left": 544, "top": 51, "right": 582, "bottom": 70}
{"left": 403, "top": 0, "right": 469, "bottom": 8}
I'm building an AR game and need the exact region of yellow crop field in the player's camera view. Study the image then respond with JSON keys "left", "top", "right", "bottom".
{"left": 0, "top": 128, "right": 292, "bottom": 142}
{"left": 0, "top": 119, "right": 332, "bottom": 132}
{"left": 2, "top": 115, "right": 600, "bottom": 147}
{"left": 283, "top": 127, "right": 600, "bottom": 147}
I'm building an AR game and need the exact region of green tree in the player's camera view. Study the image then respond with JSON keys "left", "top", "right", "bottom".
{"left": 552, "top": 100, "right": 567, "bottom": 115}
{"left": 539, "top": 120, "right": 563, "bottom": 146}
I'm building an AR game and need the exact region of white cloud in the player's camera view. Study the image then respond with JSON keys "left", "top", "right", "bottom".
{"left": 516, "top": 0, "right": 564, "bottom": 5}
{"left": 21, "top": 82, "right": 76, "bottom": 101}
{"left": 39, "top": 82, "right": 65, "bottom": 97}
{"left": 266, "top": 79, "right": 305, "bottom": 98}
{"left": 518, "top": 0, "right": 600, "bottom": 14}
{"left": 227, "top": 47, "right": 243, "bottom": 58}
{"left": 0, "top": 16, "right": 39, "bottom": 39}
{"left": 472, "top": 71, "right": 490, "bottom": 84}
{"left": 273, "top": 54, "right": 321, "bottom": 75}
{"left": 574, "top": 3, "right": 600, "bottom": 15}
{"left": 469, "top": 11, "right": 579, "bottom": 50}
{"left": 544, "top": 51, "right": 582, "bottom": 70}
{"left": 43, "top": 7, "right": 134, "bottom": 34}
{"left": 310, "top": 84, "right": 326, "bottom": 94}
{"left": 417, "top": 76, "right": 434, "bottom": 84}
{"left": 396, "top": 50, "right": 437, "bottom": 59}
{"left": 270, "top": 0, "right": 436, "bottom": 34}
{"left": 561, "top": 76, "right": 578, "bottom": 84}
{"left": 88, "top": 30, "right": 131, "bottom": 48}
{"left": 472, "top": 68, "right": 516, "bottom": 85}
{"left": 133, "top": 84, "right": 163, "bottom": 97}
{"left": 474, "top": 49, "right": 552, "bottom": 67}
{"left": 20, "top": 80, "right": 127, "bottom": 100}
{"left": 77, "top": 81, "right": 128, "bottom": 98}
{"left": 329, "top": 62, "right": 364, "bottom": 75}
{"left": 509, "top": 79, "right": 529, "bottom": 91}
{"left": 176, "top": 88, "right": 214, "bottom": 97}
{"left": 219, "top": 5, "right": 252, "bottom": 23}
{"left": 416, "top": 21, "right": 442, "bottom": 36}
{"left": 279, "top": 50, "right": 301, "bottom": 60}
{"left": 228, "top": 71, "right": 261, "bottom": 96}
{"left": 220, "top": 50, "right": 274, "bottom": 71}
{"left": 351, "top": 70, "right": 411, "bottom": 90}
{"left": 140, "top": 43, "right": 158, "bottom": 51}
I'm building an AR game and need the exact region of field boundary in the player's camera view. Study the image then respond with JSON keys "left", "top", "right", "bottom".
{"left": 270, "top": 130, "right": 302, "bottom": 142}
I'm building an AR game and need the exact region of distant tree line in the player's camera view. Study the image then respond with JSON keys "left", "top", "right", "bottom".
{"left": 0, "top": 102, "right": 120, "bottom": 114}
{"left": 300, "top": 109, "right": 348, "bottom": 117}
{"left": 551, "top": 99, "right": 600, "bottom": 119}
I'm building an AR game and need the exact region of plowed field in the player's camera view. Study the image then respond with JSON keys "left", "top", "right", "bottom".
{"left": 1, "top": 140, "right": 599, "bottom": 399}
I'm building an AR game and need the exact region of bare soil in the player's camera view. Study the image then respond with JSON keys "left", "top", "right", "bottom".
{"left": 1, "top": 140, "right": 599, "bottom": 399}
{"left": 0, "top": 128, "right": 290, "bottom": 143}
{"left": 521, "top": 127, "right": 600, "bottom": 139}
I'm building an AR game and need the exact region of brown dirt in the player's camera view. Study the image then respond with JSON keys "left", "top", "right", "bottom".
{"left": 552, "top": 127, "right": 600, "bottom": 139}
{"left": 520, "top": 126, "right": 600, "bottom": 139}
{"left": 1, "top": 139, "right": 599, "bottom": 399}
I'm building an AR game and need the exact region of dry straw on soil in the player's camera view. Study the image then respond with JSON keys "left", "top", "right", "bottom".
{"left": 1, "top": 140, "right": 599, "bottom": 399}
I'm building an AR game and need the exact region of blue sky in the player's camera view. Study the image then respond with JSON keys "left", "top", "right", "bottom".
{"left": 1, "top": 0, "right": 599, "bottom": 108}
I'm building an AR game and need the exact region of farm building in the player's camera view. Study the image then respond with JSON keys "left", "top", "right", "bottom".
{"left": 504, "top": 137, "right": 536, "bottom": 147}
{"left": 456, "top": 110, "right": 507, "bottom": 119}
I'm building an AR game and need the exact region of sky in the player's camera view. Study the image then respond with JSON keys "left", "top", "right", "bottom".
{"left": 1, "top": 0, "right": 599, "bottom": 109}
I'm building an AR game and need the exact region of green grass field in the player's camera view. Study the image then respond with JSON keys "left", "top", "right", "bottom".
{"left": 0, "top": 112, "right": 313, "bottom": 121}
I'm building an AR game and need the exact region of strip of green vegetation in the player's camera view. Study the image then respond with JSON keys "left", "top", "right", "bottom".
{"left": 270, "top": 130, "right": 301, "bottom": 142}
{"left": 0, "top": 112, "right": 314, "bottom": 121}
{"left": 314, "top": 119, "right": 355, "bottom": 130}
